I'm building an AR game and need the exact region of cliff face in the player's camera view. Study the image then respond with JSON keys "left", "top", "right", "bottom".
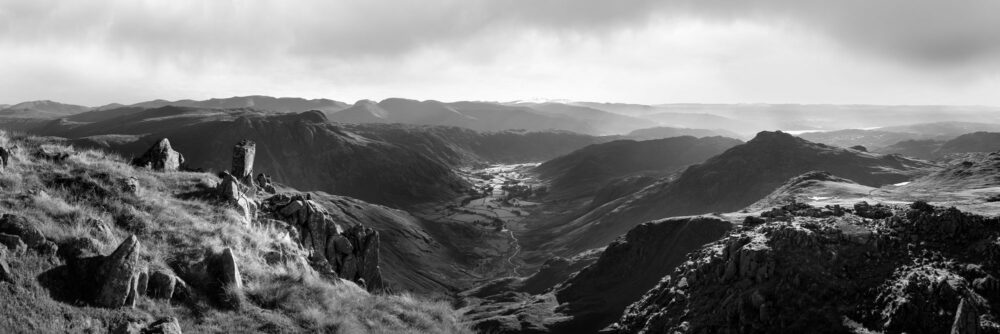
{"left": 614, "top": 201, "right": 1000, "bottom": 334}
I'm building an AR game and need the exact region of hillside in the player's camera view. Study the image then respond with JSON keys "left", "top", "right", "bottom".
{"left": 524, "top": 131, "right": 933, "bottom": 256}
{"left": 0, "top": 130, "right": 468, "bottom": 333}
{"left": 534, "top": 136, "right": 743, "bottom": 199}
{"left": 30, "top": 108, "right": 468, "bottom": 206}
{"left": 462, "top": 216, "right": 733, "bottom": 333}
{"left": 0, "top": 100, "right": 92, "bottom": 119}
{"left": 613, "top": 201, "right": 1000, "bottom": 334}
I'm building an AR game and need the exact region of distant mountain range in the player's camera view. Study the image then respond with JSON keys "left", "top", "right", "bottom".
{"left": 7, "top": 96, "right": 1000, "bottom": 138}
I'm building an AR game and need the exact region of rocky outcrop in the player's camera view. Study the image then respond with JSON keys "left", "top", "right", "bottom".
{"left": 148, "top": 270, "right": 181, "bottom": 300}
{"left": 133, "top": 138, "right": 184, "bottom": 171}
{"left": 854, "top": 200, "right": 893, "bottom": 219}
{"left": 217, "top": 171, "right": 258, "bottom": 225}
{"left": 0, "top": 214, "right": 57, "bottom": 254}
{"left": 255, "top": 173, "right": 276, "bottom": 194}
{"left": 95, "top": 235, "right": 142, "bottom": 308}
{"left": 232, "top": 139, "right": 256, "bottom": 185}
{"left": 261, "top": 193, "right": 385, "bottom": 291}
{"left": 612, "top": 202, "right": 1000, "bottom": 334}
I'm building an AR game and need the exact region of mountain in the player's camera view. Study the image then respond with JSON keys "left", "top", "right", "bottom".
{"left": 0, "top": 100, "right": 91, "bottom": 119}
{"left": 330, "top": 99, "right": 600, "bottom": 134}
{"left": 524, "top": 131, "right": 933, "bottom": 256}
{"left": 509, "top": 102, "right": 655, "bottom": 134}
{"left": 876, "top": 132, "right": 1000, "bottom": 160}
{"left": 797, "top": 129, "right": 922, "bottom": 150}
{"left": 128, "top": 95, "right": 349, "bottom": 113}
{"left": 625, "top": 126, "right": 743, "bottom": 140}
{"left": 877, "top": 139, "right": 945, "bottom": 160}
{"left": 613, "top": 202, "right": 1000, "bottom": 333}
{"left": 534, "top": 136, "right": 743, "bottom": 199}
{"left": 29, "top": 106, "right": 606, "bottom": 205}
{"left": 800, "top": 122, "right": 1000, "bottom": 152}
{"left": 641, "top": 111, "right": 755, "bottom": 135}
{"left": 34, "top": 107, "right": 468, "bottom": 206}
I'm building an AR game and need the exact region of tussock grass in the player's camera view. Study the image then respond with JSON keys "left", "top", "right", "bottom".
{"left": 0, "top": 130, "right": 470, "bottom": 333}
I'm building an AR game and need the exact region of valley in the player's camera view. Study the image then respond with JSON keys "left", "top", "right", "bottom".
{"left": 4, "top": 98, "right": 1000, "bottom": 333}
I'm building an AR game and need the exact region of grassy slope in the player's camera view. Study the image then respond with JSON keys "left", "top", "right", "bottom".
{"left": 0, "top": 131, "right": 468, "bottom": 333}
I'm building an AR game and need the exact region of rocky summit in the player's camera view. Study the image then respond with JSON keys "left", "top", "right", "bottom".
{"left": 613, "top": 201, "right": 1000, "bottom": 334}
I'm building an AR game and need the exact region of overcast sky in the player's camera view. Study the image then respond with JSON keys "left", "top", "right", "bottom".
{"left": 2, "top": 0, "right": 1000, "bottom": 106}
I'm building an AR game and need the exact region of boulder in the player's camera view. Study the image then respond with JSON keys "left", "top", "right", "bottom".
{"left": 87, "top": 218, "right": 115, "bottom": 242}
{"left": 140, "top": 317, "right": 183, "bottom": 334}
{"left": 147, "top": 270, "right": 178, "bottom": 300}
{"left": 0, "top": 233, "right": 27, "bottom": 255}
{"left": 0, "top": 250, "right": 13, "bottom": 283}
{"left": 95, "top": 235, "right": 141, "bottom": 308}
{"left": 132, "top": 138, "right": 184, "bottom": 172}
{"left": 123, "top": 176, "right": 141, "bottom": 195}
{"left": 0, "top": 214, "right": 47, "bottom": 249}
{"left": 136, "top": 269, "right": 149, "bottom": 297}
{"left": 0, "top": 146, "right": 10, "bottom": 169}
{"left": 217, "top": 171, "right": 258, "bottom": 225}
{"left": 256, "top": 173, "right": 276, "bottom": 194}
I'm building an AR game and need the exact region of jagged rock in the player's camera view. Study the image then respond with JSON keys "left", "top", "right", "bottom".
{"left": 261, "top": 193, "right": 385, "bottom": 290}
{"left": 140, "top": 317, "right": 183, "bottom": 334}
{"left": 232, "top": 139, "right": 256, "bottom": 184}
{"left": 132, "top": 138, "right": 184, "bottom": 171}
{"left": 147, "top": 270, "right": 178, "bottom": 300}
{"left": 0, "top": 233, "right": 27, "bottom": 255}
{"left": 256, "top": 173, "right": 276, "bottom": 194}
{"left": 952, "top": 298, "right": 981, "bottom": 334}
{"left": 613, "top": 203, "right": 1000, "bottom": 334}
{"left": 202, "top": 247, "right": 243, "bottom": 308}
{"left": 217, "top": 171, "right": 258, "bottom": 225}
{"left": 123, "top": 176, "right": 141, "bottom": 195}
{"left": 95, "top": 235, "right": 141, "bottom": 308}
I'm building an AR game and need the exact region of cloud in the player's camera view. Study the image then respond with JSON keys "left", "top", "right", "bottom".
{"left": 2, "top": 0, "right": 998, "bottom": 66}
{"left": 0, "top": 0, "right": 999, "bottom": 105}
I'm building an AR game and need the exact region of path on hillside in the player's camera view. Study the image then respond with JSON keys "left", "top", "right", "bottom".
{"left": 506, "top": 229, "right": 521, "bottom": 277}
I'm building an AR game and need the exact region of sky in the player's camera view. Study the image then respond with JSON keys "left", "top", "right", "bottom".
{"left": 2, "top": 0, "right": 1000, "bottom": 106}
